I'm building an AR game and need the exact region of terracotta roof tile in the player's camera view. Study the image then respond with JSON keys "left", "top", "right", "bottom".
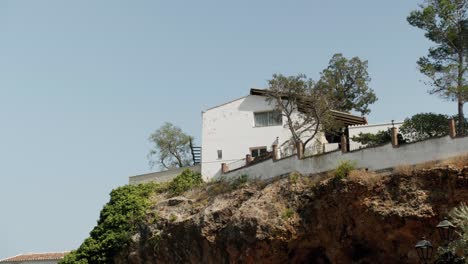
{"left": 0, "top": 252, "right": 69, "bottom": 262}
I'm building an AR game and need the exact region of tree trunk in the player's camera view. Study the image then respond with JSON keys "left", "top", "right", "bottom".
{"left": 457, "top": 49, "right": 465, "bottom": 136}
{"left": 458, "top": 99, "right": 464, "bottom": 136}
{"left": 176, "top": 155, "right": 183, "bottom": 168}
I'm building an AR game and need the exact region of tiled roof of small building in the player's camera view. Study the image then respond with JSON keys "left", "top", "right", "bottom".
{"left": 0, "top": 252, "right": 69, "bottom": 262}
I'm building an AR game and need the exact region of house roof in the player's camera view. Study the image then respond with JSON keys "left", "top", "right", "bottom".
{"left": 349, "top": 121, "right": 403, "bottom": 129}
{"left": 0, "top": 252, "right": 69, "bottom": 262}
{"left": 250, "top": 88, "right": 367, "bottom": 126}
{"left": 203, "top": 95, "right": 248, "bottom": 112}
{"left": 329, "top": 110, "right": 367, "bottom": 126}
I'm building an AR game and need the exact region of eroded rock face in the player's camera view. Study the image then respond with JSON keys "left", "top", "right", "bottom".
{"left": 115, "top": 167, "right": 468, "bottom": 264}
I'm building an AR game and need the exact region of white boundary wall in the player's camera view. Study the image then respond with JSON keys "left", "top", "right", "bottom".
{"left": 129, "top": 165, "right": 201, "bottom": 185}
{"left": 221, "top": 136, "right": 468, "bottom": 180}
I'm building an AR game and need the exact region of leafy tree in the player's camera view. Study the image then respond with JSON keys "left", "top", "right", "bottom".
{"left": 61, "top": 183, "right": 159, "bottom": 264}
{"left": 400, "top": 113, "right": 450, "bottom": 141}
{"left": 266, "top": 74, "right": 334, "bottom": 153}
{"left": 60, "top": 170, "right": 205, "bottom": 264}
{"left": 315, "top": 53, "right": 378, "bottom": 115}
{"left": 148, "top": 122, "right": 193, "bottom": 170}
{"left": 265, "top": 54, "right": 377, "bottom": 153}
{"left": 407, "top": 0, "right": 468, "bottom": 135}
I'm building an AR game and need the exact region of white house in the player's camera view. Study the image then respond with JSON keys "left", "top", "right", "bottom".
{"left": 201, "top": 89, "right": 367, "bottom": 180}
{"left": 0, "top": 252, "right": 69, "bottom": 264}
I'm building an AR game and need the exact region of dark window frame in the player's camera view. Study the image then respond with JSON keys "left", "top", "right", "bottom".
{"left": 250, "top": 146, "right": 267, "bottom": 158}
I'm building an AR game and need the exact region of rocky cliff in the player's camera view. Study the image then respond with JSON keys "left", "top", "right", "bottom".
{"left": 112, "top": 163, "right": 467, "bottom": 264}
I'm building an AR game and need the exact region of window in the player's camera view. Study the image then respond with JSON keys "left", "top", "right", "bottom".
{"left": 254, "top": 111, "right": 282, "bottom": 127}
{"left": 217, "top": 150, "right": 222, "bottom": 160}
{"left": 251, "top": 147, "right": 267, "bottom": 158}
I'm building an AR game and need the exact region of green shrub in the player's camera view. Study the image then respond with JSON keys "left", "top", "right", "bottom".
{"left": 334, "top": 160, "right": 357, "bottom": 179}
{"left": 147, "top": 211, "right": 160, "bottom": 225}
{"left": 168, "top": 169, "right": 203, "bottom": 196}
{"left": 60, "top": 182, "right": 160, "bottom": 264}
{"left": 351, "top": 130, "right": 392, "bottom": 147}
{"left": 169, "top": 213, "right": 177, "bottom": 222}
{"left": 231, "top": 174, "right": 249, "bottom": 189}
{"left": 206, "top": 181, "right": 232, "bottom": 197}
{"left": 61, "top": 171, "right": 202, "bottom": 264}
{"left": 288, "top": 172, "right": 300, "bottom": 184}
{"left": 281, "top": 208, "right": 295, "bottom": 220}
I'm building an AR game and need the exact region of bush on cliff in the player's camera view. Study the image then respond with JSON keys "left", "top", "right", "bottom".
{"left": 60, "top": 182, "right": 159, "bottom": 264}
{"left": 334, "top": 160, "right": 356, "bottom": 179}
{"left": 168, "top": 169, "right": 203, "bottom": 196}
{"left": 61, "top": 169, "right": 204, "bottom": 263}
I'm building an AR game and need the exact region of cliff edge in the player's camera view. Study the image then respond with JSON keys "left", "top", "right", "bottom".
{"left": 63, "top": 159, "right": 468, "bottom": 264}
{"left": 118, "top": 165, "right": 467, "bottom": 263}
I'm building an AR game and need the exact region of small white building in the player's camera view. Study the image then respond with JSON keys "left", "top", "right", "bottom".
{"left": 348, "top": 121, "right": 403, "bottom": 150}
{"left": 129, "top": 164, "right": 201, "bottom": 185}
{"left": 201, "top": 89, "right": 367, "bottom": 180}
{"left": 0, "top": 252, "right": 69, "bottom": 264}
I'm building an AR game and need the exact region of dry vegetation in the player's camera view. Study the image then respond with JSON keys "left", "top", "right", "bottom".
{"left": 151, "top": 155, "right": 468, "bottom": 208}
{"left": 394, "top": 154, "right": 468, "bottom": 175}
{"left": 281, "top": 155, "right": 468, "bottom": 192}
{"left": 348, "top": 169, "right": 381, "bottom": 188}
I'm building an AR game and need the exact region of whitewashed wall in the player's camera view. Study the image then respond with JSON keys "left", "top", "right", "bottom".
{"left": 201, "top": 95, "right": 325, "bottom": 181}
{"left": 129, "top": 165, "right": 201, "bottom": 185}
{"left": 221, "top": 135, "right": 468, "bottom": 181}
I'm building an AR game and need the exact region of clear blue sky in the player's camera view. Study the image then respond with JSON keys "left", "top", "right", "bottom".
{"left": 0, "top": 0, "right": 464, "bottom": 259}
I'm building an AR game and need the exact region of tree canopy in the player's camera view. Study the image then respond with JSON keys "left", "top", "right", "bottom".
{"left": 265, "top": 54, "right": 376, "bottom": 153}
{"left": 148, "top": 122, "right": 193, "bottom": 170}
{"left": 60, "top": 183, "right": 158, "bottom": 264}
{"left": 266, "top": 73, "right": 333, "bottom": 153}
{"left": 407, "top": 0, "right": 468, "bottom": 134}
{"left": 400, "top": 112, "right": 450, "bottom": 141}
{"left": 315, "top": 53, "right": 377, "bottom": 116}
